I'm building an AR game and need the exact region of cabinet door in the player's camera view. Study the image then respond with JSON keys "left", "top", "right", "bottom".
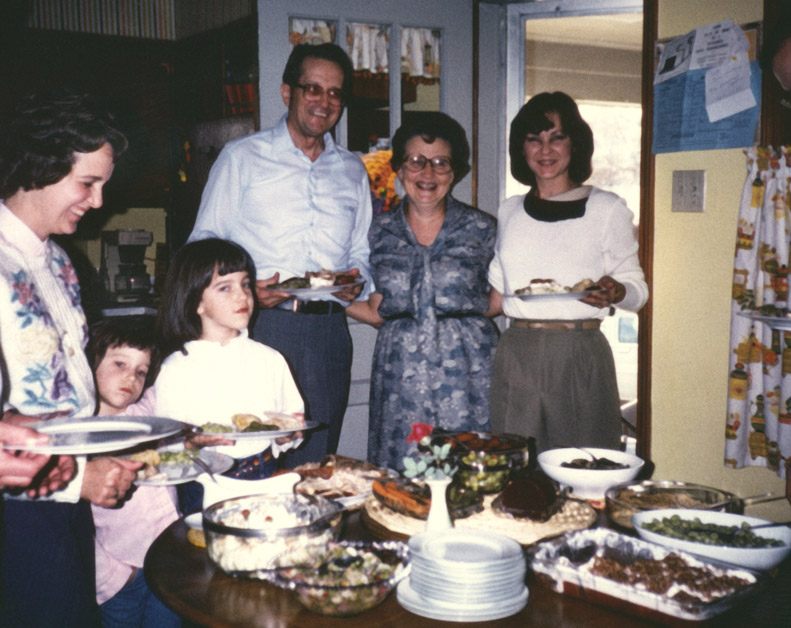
{"left": 257, "top": 0, "right": 474, "bottom": 203}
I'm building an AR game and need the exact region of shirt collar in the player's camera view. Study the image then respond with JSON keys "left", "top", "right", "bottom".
{"left": 272, "top": 114, "right": 338, "bottom": 158}
{"left": 0, "top": 202, "right": 48, "bottom": 257}
{"left": 183, "top": 328, "right": 250, "bottom": 353}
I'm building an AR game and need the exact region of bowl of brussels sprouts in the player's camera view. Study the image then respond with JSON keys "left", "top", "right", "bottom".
{"left": 632, "top": 508, "right": 791, "bottom": 571}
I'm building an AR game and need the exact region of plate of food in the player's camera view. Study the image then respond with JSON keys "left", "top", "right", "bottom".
{"left": 130, "top": 447, "right": 234, "bottom": 486}
{"left": 506, "top": 278, "right": 598, "bottom": 301}
{"left": 197, "top": 412, "right": 316, "bottom": 440}
{"left": 290, "top": 455, "right": 396, "bottom": 509}
{"left": 4, "top": 415, "right": 186, "bottom": 455}
{"left": 268, "top": 270, "right": 364, "bottom": 298}
{"left": 363, "top": 470, "right": 596, "bottom": 545}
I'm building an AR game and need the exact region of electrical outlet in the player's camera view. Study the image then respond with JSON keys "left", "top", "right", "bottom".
{"left": 672, "top": 170, "right": 706, "bottom": 212}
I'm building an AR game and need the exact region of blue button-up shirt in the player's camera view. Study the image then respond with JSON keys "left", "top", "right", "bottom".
{"left": 190, "top": 115, "right": 373, "bottom": 298}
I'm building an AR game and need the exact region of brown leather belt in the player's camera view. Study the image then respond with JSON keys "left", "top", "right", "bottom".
{"left": 276, "top": 300, "right": 344, "bottom": 314}
{"left": 511, "top": 319, "right": 601, "bottom": 331}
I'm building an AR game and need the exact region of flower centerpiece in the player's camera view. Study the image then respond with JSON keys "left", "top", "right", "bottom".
{"left": 402, "top": 423, "right": 456, "bottom": 531}
{"left": 402, "top": 422, "right": 456, "bottom": 480}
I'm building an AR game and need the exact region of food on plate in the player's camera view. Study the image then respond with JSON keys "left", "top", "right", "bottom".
{"left": 561, "top": 457, "right": 629, "bottom": 470}
{"left": 364, "top": 491, "right": 595, "bottom": 545}
{"left": 493, "top": 471, "right": 562, "bottom": 522}
{"left": 271, "top": 541, "right": 408, "bottom": 616}
{"left": 187, "top": 528, "right": 206, "bottom": 548}
{"left": 272, "top": 270, "right": 357, "bottom": 290}
{"left": 641, "top": 515, "right": 785, "bottom": 548}
{"left": 129, "top": 448, "right": 195, "bottom": 481}
{"left": 199, "top": 412, "right": 304, "bottom": 435}
{"left": 231, "top": 413, "right": 278, "bottom": 432}
{"left": 291, "top": 455, "right": 390, "bottom": 501}
{"left": 199, "top": 422, "right": 234, "bottom": 434}
{"left": 514, "top": 277, "right": 595, "bottom": 295}
{"left": 371, "top": 479, "right": 482, "bottom": 520}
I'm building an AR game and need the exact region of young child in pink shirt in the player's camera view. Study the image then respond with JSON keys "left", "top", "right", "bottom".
{"left": 87, "top": 318, "right": 181, "bottom": 628}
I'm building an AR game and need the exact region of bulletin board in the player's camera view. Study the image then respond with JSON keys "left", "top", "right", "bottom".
{"left": 652, "top": 21, "right": 762, "bottom": 154}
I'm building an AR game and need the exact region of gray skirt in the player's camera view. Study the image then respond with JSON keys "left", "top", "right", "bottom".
{"left": 489, "top": 323, "right": 621, "bottom": 454}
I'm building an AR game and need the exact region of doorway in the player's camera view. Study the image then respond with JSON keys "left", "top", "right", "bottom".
{"left": 505, "top": 0, "right": 645, "bottom": 445}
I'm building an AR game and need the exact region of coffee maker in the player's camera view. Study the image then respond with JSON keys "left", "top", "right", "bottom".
{"left": 101, "top": 229, "right": 153, "bottom": 303}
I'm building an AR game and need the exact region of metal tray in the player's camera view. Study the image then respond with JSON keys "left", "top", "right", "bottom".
{"left": 529, "top": 529, "right": 765, "bottom": 622}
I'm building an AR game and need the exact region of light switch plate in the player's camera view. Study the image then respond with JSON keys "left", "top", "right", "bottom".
{"left": 672, "top": 170, "right": 706, "bottom": 212}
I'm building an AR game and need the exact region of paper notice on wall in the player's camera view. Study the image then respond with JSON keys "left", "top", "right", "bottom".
{"left": 655, "top": 19, "right": 748, "bottom": 85}
{"left": 652, "top": 19, "right": 760, "bottom": 152}
{"left": 704, "top": 57, "right": 756, "bottom": 122}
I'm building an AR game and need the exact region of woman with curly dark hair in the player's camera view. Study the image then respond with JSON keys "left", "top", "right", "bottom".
{"left": 0, "top": 88, "right": 134, "bottom": 628}
{"left": 488, "top": 91, "right": 648, "bottom": 454}
{"left": 348, "top": 112, "right": 499, "bottom": 469}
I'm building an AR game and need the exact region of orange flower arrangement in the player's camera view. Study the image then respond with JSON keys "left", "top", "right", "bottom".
{"left": 362, "top": 149, "right": 400, "bottom": 214}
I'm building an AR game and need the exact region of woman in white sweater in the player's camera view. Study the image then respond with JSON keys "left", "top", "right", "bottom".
{"left": 488, "top": 92, "right": 648, "bottom": 454}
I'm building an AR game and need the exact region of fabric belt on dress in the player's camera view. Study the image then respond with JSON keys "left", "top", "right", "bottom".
{"left": 276, "top": 300, "right": 344, "bottom": 314}
{"left": 511, "top": 319, "right": 601, "bottom": 331}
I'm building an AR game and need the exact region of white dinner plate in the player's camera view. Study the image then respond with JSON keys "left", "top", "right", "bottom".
{"left": 397, "top": 579, "right": 528, "bottom": 622}
{"left": 268, "top": 278, "right": 364, "bottom": 298}
{"left": 134, "top": 449, "right": 234, "bottom": 486}
{"left": 4, "top": 415, "right": 185, "bottom": 455}
{"left": 505, "top": 289, "right": 596, "bottom": 301}
{"left": 197, "top": 420, "right": 318, "bottom": 440}
{"left": 409, "top": 529, "right": 523, "bottom": 565}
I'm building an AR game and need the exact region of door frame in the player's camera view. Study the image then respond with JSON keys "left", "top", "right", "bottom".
{"left": 503, "top": 0, "right": 654, "bottom": 460}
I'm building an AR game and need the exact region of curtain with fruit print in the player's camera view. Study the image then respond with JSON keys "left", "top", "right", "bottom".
{"left": 725, "top": 146, "right": 791, "bottom": 480}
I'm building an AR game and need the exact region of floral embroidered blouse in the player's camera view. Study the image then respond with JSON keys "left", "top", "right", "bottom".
{"left": 0, "top": 202, "right": 94, "bottom": 500}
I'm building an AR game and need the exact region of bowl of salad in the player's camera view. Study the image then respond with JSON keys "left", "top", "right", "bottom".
{"left": 270, "top": 540, "right": 410, "bottom": 616}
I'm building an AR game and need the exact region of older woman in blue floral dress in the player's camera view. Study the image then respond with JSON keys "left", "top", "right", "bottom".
{"left": 348, "top": 112, "right": 499, "bottom": 470}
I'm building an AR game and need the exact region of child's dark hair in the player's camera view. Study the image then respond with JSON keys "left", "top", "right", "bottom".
{"left": 87, "top": 317, "right": 160, "bottom": 389}
{"left": 156, "top": 238, "right": 256, "bottom": 357}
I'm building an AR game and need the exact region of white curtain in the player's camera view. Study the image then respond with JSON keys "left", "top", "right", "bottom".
{"left": 289, "top": 20, "right": 439, "bottom": 79}
{"left": 725, "top": 145, "right": 791, "bottom": 479}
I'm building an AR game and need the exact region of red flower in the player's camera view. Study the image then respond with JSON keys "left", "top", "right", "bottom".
{"left": 407, "top": 422, "right": 434, "bottom": 443}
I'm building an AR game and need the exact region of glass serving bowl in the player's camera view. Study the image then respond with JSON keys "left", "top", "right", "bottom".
{"left": 202, "top": 493, "right": 343, "bottom": 579}
{"left": 605, "top": 480, "right": 744, "bottom": 530}
{"left": 270, "top": 540, "right": 410, "bottom": 616}
{"left": 426, "top": 430, "right": 531, "bottom": 494}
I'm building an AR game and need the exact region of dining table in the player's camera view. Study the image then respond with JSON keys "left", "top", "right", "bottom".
{"left": 145, "top": 507, "right": 791, "bottom": 628}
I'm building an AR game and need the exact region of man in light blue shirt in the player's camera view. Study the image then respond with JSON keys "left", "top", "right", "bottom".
{"left": 190, "top": 43, "right": 372, "bottom": 466}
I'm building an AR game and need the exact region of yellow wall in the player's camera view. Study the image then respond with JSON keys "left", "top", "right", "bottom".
{"left": 654, "top": 0, "right": 790, "bottom": 520}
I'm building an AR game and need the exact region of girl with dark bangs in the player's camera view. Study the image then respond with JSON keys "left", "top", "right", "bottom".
{"left": 154, "top": 239, "right": 304, "bottom": 487}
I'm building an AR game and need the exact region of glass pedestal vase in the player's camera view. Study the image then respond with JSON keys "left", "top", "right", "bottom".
{"left": 424, "top": 475, "right": 453, "bottom": 533}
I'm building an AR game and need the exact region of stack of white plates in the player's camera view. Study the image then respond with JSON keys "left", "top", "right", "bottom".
{"left": 397, "top": 528, "right": 528, "bottom": 622}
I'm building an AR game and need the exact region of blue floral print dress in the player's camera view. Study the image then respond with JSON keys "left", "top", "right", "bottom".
{"left": 367, "top": 197, "right": 499, "bottom": 470}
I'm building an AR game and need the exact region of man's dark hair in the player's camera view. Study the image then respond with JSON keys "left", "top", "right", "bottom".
{"left": 282, "top": 43, "right": 354, "bottom": 100}
{"left": 760, "top": 4, "right": 791, "bottom": 72}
